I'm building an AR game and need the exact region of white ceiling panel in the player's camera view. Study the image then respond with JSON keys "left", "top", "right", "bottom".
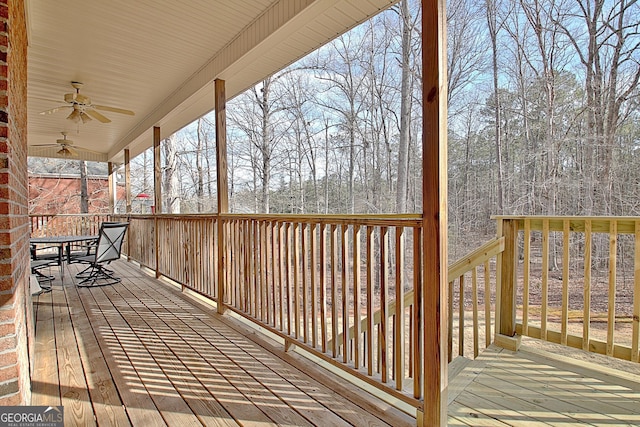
{"left": 27, "top": 0, "right": 397, "bottom": 164}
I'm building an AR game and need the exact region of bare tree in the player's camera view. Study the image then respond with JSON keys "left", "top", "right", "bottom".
{"left": 79, "top": 160, "right": 89, "bottom": 214}
{"left": 486, "top": 0, "right": 506, "bottom": 214}
{"left": 557, "top": 0, "right": 640, "bottom": 214}
{"left": 163, "top": 135, "right": 180, "bottom": 213}
{"left": 396, "top": 0, "right": 417, "bottom": 213}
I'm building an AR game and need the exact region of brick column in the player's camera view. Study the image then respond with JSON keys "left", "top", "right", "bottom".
{"left": 0, "top": 0, "right": 32, "bottom": 405}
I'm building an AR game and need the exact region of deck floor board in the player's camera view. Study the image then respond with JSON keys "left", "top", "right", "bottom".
{"left": 448, "top": 345, "right": 640, "bottom": 426}
{"left": 32, "top": 261, "right": 409, "bottom": 427}
{"left": 32, "top": 259, "right": 640, "bottom": 426}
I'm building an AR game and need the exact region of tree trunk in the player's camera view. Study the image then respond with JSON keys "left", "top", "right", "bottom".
{"left": 196, "top": 118, "right": 205, "bottom": 212}
{"left": 486, "top": 0, "right": 504, "bottom": 214}
{"left": 163, "top": 135, "right": 180, "bottom": 213}
{"left": 395, "top": 0, "right": 412, "bottom": 214}
{"left": 79, "top": 160, "right": 88, "bottom": 214}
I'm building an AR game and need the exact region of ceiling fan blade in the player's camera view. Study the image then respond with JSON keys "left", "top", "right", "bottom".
{"left": 31, "top": 143, "right": 59, "bottom": 147}
{"left": 85, "top": 109, "right": 111, "bottom": 123}
{"left": 39, "top": 105, "right": 72, "bottom": 115}
{"left": 75, "top": 93, "right": 90, "bottom": 104}
{"left": 93, "top": 104, "right": 135, "bottom": 116}
{"left": 80, "top": 112, "right": 93, "bottom": 123}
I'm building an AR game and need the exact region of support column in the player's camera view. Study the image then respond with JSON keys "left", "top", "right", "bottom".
{"left": 421, "top": 0, "right": 448, "bottom": 425}
{"left": 494, "top": 218, "right": 521, "bottom": 351}
{"left": 124, "top": 149, "right": 132, "bottom": 261}
{"left": 108, "top": 162, "right": 115, "bottom": 214}
{"left": 153, "top": 126, "right": 162, "bottom": 214}
{"left": 153, "top": 126, "right": 161, "bottom": 278}
{"left": 215, "top": 79, "right": 228, "bottom": 314}
{"left": 124, "top": 149, "right": 131, "bottom": 214}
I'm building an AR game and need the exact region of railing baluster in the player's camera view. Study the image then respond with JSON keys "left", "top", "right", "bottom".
{"left": 413, "top": 226, "right": 422, "bottom": 399}
{"left": 380, "top": 226, "right": 389, "bottom": 383}
{"left": 278, "top": 222, "right": 286, "bottom": 332}
{"left": 331, "top": 223, "right": 339, "bottom": 358}
{"left": 633, "top": 220, "right": 640, "bottom": 363}
{"left": 561, "top": 219, "right": 570, "bottom": 346}
{"left": 341, "top": 224, "right": 349, "bottom": 363}
{"left": 366, "top": 226, "right": 374, "bottom": 376}
{"left": 523, "top": 218, "right": 531, "bottom": 336}
{"left": 261, "top": 221, "right": 269, "bottom": 325}
{"left": 395, "top": 226, "right": 404, "bottom": 391}
{"left": 293, "top": 222, "right": 301, "bottom": 339}
{"left": 285, "top": 223, "right": 292, "bottom": 335}
{"left": 271, "top": 221, "right": 279, "bottom": 329}
{"left": 448, "top": 280, "right": 453, "bottom": 362}
{"left": 484, "top": 260, "right": 491, "bottom": 348}
{"left": 584, "top": 219, "right": 592, "bottom": 352}
{"left": 311, "top": 223, "right": 318, "bottom": 348}
{"left": 459, "top": 275, "right": 465, "bottom": 357}
{"left": 472, "top": 267, "right": 479, "bottom": 358}
{"left": 302, "top": 223, "right": 309, "bottom": 343}
{"left": 607, "top": 220, "right": 617, "bottom": 357}
{"left": 353, "top": 224, "right": 361, "bottom": 368}
{"left": 320, "top": 223, "right": 327, "bottom": 354}
{"left": 542, "top": 219, "right": 550, "bottom": 340}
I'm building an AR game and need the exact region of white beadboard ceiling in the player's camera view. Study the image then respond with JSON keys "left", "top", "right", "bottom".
{"left": 26, "top": 0, "right": 397, "bottom": 164}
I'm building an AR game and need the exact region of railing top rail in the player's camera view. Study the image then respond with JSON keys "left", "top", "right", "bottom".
{"left": 493, "top": 216, "right": 640, "bottom": 234}
{"left": 120, "top": 212, "right": 423, "bottom": 225}
{"left": 449, "top": 237, "right": 505, "bottom": 280}
{"left": 29, "top": 213, "right": 112, "bottom": 218}
{"left": 493, "top": 215, "right": 640, "bottom": 221}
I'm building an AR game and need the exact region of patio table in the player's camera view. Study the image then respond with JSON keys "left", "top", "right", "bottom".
{"left": 30, "top": 235, "right": 98, "bottom": 282}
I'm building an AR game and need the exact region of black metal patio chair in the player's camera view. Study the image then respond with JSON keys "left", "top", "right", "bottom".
{"left": 74, "top": 222, "right": 129, "bottom": 287}
{"left": 30, "top": 243, "right": 63, "bottom": 289}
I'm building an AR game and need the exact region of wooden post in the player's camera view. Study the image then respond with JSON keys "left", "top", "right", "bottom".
{"left": 215, "top": 79, "right": 229, "bottom": 314}
{"left": 107, "top": 162, "right": 115, "bottom": 213}
{"left": 496, "top": 218, "right": 519, "bottom": 346}
{"left": 124, "top": 149, "right": 132, "bottom": 261}
{"left": 153, "top": 126, "right": 162, "bottom": 214}
{"left": 124, "top": 149, "right": 132, "bottom": 214}
{"left": 153, "top": 126, "right": 161, "bottom": 278}
{"left": 421, "top": 0, "right": 448, "bottom": 425}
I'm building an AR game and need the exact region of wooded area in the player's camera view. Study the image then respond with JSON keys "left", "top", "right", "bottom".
{"left": 31, "top": 0, "right": 640, "bottom": 247}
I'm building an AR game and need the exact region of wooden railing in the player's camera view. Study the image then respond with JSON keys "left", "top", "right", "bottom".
{"left": 123, "top": 214, "right": 428, "bottom": 406}
{"left": 32, "top": 212, "right": 640, "bottom": 414}
{"left": 447, "top": 237, "right": 503, "bottom": 360}
{"left": 221, "top": 214, "right": 424, "bottom": 406}
{"left": 120, "top": 213, "right": 504, "bottom": 408}
{"left": 30, "top": 213, "right": 114, "bottom": 237}
{"left": 496, "top": 216, "right": 640, "bottom": 363}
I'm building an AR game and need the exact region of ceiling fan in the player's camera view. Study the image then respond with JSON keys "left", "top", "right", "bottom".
{"left": 31, "top": 132, "right": 100, "bottom": 158}
{"left": 39, "top": 81, "right": 135, "bottom": 124}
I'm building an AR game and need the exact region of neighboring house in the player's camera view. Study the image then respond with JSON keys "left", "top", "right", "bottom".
{"left": 29, "top": 174, "right": 125, "bottom": 214}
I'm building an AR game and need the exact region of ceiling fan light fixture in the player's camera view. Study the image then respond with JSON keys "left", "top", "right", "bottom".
{"left": 67, "top": 109, "right": 81, "bottom": 122}
{"left": 39, "top": 82, "right": 135, "bottom": 124}
{"left": 57, "top": 147, "right": 71, "bottom": 157}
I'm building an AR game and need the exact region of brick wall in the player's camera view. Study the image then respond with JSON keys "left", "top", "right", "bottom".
{"left": 29, "top": 175, "right": 126, "bottom": 214}
{"left": 0, "top": 0, "right": 31, "bottom": 405}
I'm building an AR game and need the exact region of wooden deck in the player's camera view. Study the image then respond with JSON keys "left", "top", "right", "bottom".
{"left": 448, "top": 345, "right": 640, "bottom": 426}
{"left": 32, "top": 259, "right": 640, "bottom": 426}
{"left": 31, "top": 260, "right": 413, "bottom": 427}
